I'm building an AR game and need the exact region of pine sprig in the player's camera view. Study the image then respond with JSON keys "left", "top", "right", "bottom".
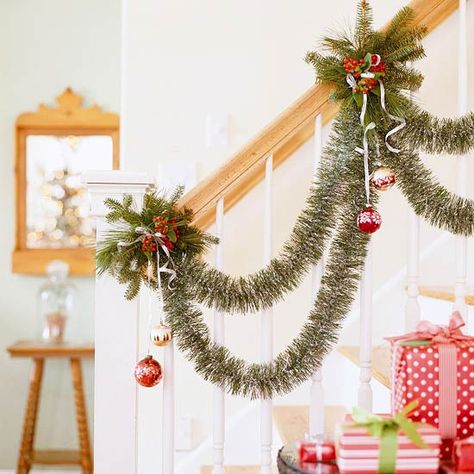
{"left": 96, "top": 188, "right": 218, "bottom": 298}
{"left": 355, "top": 0, "right": 373, "bottom": 52}
{"left": 305, "top": 1, "right": 427, "bottom": 124}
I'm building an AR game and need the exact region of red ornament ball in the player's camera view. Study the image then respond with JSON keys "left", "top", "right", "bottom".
{"left": 357, "top": 207, "right": 382, "bottom": 234}
{"left": 370, "top": 166, "right": 396, "bottom": 191}
{"left": 134, "top": 355, "right": 163, "bottom": 387}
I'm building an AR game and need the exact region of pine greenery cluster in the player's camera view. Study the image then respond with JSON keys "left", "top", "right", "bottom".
{"left": 96, "top": 187, "right": 217, "bottom": 300}
{"left": 97, "top": 1, "right": 474, "bottom": 399}
{"left": 305, "top": 0, "right": 426, "bottom": 124}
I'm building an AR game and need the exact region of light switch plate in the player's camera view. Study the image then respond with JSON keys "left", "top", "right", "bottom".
{"left": 206, "top": 113, "right": 229, "bottom": 147}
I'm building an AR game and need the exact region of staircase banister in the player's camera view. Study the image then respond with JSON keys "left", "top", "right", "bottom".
{"left": 179, "top": 0, "right": 457, "bottom": 229}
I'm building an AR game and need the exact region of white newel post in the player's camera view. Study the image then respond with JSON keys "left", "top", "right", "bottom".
{"left": 309, "top": 114, "right": 325, "bottom": 437}
{"left": 405, "top": 210, "right": 420, "bottom": 331}
{"left": 84, "top": 171, "right": 154, "bottom": 474}
{"left": 358, "top": 246, "right": 373, "bottom": 411}
{"left": 454, "top": 0, "right": 469, "bottom": 323}
{"left": 213, "top": 198, "right": 225, "bottom": 474}
{"left": 261, "top": 155, "right": 274, "bottom": 473}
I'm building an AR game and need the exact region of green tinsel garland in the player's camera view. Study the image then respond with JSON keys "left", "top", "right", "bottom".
{"left": 97, "top": 0, "right": 474, "bottom": 399}
{"left": 185, "top": 109, "right": 364, "bottom": 314}
{"left": 167, "top": 156, "right": 372, "bottom": 398}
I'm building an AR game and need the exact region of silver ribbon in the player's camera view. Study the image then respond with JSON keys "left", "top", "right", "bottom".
{"left": 378, "top": 79, "right": 406, "bottom": 153}
{"left": 347, "top": 53, "right": 406, "bottom": 205}
{"left": 118, "top": 225, "right": 177, "bottom": 304}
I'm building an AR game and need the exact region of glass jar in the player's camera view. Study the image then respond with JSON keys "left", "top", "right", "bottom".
{"left": 38, "top": 260, "right": 76, "bottom": 342}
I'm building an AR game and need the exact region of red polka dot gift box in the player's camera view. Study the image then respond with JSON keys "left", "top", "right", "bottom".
{"left": 387, "top": 311, "right": 474, "bottom": 459}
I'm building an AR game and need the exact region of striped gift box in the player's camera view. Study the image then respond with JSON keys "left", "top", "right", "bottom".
{"left": 337, "top": 415, "right": 441, "bottom": 473}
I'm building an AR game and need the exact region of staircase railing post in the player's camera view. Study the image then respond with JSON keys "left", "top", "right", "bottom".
{"left": 260, "top": 155, "right": 274, "bottom": 473}
{"left": 406, "top": 208, "right": 420, "bottom": 331}
{"left": 84, "top": 171, "right": 154, "bottom": 474}
{"left": 454, "top": 0, "right": 469, "bottom": 327}
{"left": 358, "top": 246, "right": 373, "bottom": 411}
{"left": 309, "top": 114, "right": 325, "bottom": 436}
{"left": 213, "top": 197, "right": 225, "bottom": 474}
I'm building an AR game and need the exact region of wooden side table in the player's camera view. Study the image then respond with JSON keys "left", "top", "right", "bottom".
{"left": 8, "top": 341, "right": 94, "bottom": 474}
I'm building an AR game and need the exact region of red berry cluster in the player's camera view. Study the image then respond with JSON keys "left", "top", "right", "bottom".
{"left": 153, "top": 216, "right": 181, "bottom": 251}
{"left": 369, "top": 57, "right": 387, "bottom": 74}
{"left": 356, "top": 77, "right": 378, "bottom": 94}
{"left": 153, "top": 216, "right": 169, "bottom": 235}
{"left": 141, "top": 235, "right": 157, "bottom": 253}
{"left": 343, "top": 54, "right": 387, "bottom": 95}
{"left": 343, "top": 57, "right": 365, "bottom": 79}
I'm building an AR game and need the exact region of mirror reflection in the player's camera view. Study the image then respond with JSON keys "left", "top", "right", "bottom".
{"left": 26, "top": 135, "right": 113, "bottom": 249}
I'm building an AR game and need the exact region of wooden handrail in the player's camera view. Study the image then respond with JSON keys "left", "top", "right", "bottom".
{"left": 179, "top": 0, "right": 458, "bottom": 229}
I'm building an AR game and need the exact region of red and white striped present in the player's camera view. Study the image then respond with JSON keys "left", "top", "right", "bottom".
{"left": 337, "top": 415, "right": 441, "bottom": 473}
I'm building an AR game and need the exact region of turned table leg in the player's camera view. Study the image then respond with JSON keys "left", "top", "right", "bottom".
{"left": 17, "top": 358, "right": 44, "bottom": 474}
{"left": 70, "top": 358, "right": 93, "bottom": 474}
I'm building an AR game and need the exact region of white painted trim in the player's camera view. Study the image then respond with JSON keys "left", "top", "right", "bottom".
{"left": 82, "top": 170, "right": 153, "bottom": 186}
{"left": 213, "top": 198, "right": 226, "bottom": 474}
{"left": 358, "top": 246, "right": 373, "bottom": 411}
{"left": 86, "top": 179, "right": 153, "bottom": 474}
{"left": 260, "top": 155, "right": 273, "bottom": 473}
{"left": 309, "top": 113, "right": 325, "bottom": 437}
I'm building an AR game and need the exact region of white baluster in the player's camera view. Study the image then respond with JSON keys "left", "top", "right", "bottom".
{"left": 405, "top": 209, "right": 420, "bottom": 331}
{"left": 84, "top": 171, "right": 154, "bottom": 474}
{"left": 454, "top": 0, "right": 469, "bottom": 323}
{"left": 213, "top": 198, "right": 225, "bottom": 474}
{"left": 163, "top": 342, "right": 175, "bottom": 474}
{"left": 358, "top": 246, "right": 373, "bottom": 411}
{"left": 261, "top": 155, "right": 273, "bottom": 473}
{"left": 309, "top": 114, "right": 325, "bottom": 437}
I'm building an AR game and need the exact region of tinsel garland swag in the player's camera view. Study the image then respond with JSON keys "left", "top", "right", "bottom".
{"left": 384, "top": 149, "right": 474, "bottom": 236}
{"left": 402, "top": 106, "right": 474, "bottom": 155}
{"left": 96, "top": 0, "right": 474, "bottom": 399}
{"left": 168, "top": 174, "right": 372, "bottom": 399}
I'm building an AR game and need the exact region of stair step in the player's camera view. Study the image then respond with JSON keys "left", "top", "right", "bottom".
{"left": 338, "top": 345, "right": 391, "bottom": 388}
{"left": 200, "top": 466, "right": 278, "bottom": 473}
{"left": 272, "top": 405, "right": 347, "bottom": 444}
{"left": 418, "top": 286, "right": 474, "bottom": 306}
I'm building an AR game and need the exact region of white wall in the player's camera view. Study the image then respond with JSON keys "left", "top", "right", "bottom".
{"left": 0, "top": 0, "right": 120, "bottom": 468}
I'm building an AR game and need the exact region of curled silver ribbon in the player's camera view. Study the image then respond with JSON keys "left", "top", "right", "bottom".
{"left": 117, "top": 225, "right": 177, "bottom": 293}
{"left": 347, "top": 53, "right": 406, "bottom": 205}
{"left": 378, "top": 79, "right": 406, "bottom": 153}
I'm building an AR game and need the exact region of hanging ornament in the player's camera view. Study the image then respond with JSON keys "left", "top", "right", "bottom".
{"left": 370, "top": 166, "right": 396, "bottom": 191}
{"left": 134, "top": 355, "right": 163, "bottom": 387}
{"left": 150, "top": 323, "right": 172, "bottom": 347}
{"left": 357, "top": 206, "right": 382, "bottom": 234}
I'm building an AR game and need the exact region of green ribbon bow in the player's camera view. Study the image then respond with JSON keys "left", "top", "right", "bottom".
{"left": 349, "top": 401, "right": 429, "bottom": 474}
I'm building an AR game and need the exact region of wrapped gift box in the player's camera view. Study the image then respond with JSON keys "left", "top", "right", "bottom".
{"left": 389, "top": 312, "right": 474, "bottom": 458}
{"left": 338, "top": 414, "right": 440, "bottom": 473}
{"left": 453, "top": 437, "right": 474, "bottom": 471}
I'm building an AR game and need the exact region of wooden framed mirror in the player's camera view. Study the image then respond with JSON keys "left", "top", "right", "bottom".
{"left": 12, "top": 88, "right": 119, "bottom": 275}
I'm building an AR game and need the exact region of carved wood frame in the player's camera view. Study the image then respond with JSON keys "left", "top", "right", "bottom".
{"left": 13, "top": 88, "right": 119, "bottom": 275}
